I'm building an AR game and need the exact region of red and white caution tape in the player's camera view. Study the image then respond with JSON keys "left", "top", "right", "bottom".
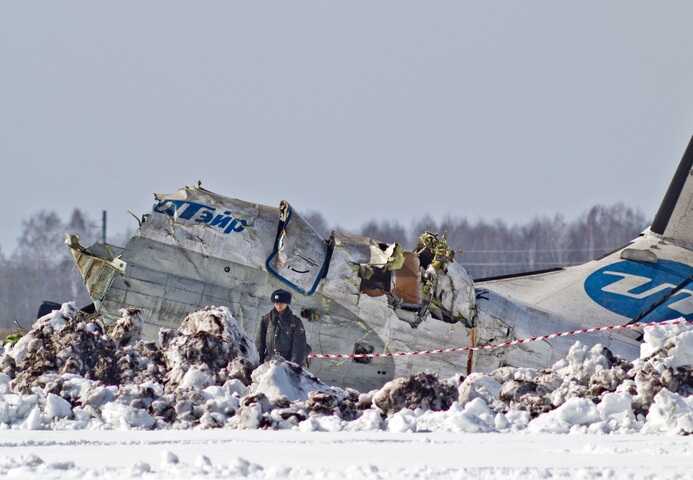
{"left": 307, "top": 318, "right": 693, "bottom": 360}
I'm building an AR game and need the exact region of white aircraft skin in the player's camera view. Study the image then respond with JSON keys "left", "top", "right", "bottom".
{"left": 473, "top": 228, "right": 692, "bottom": 372}
{"left": 67, "top": 138, "right": 693, "bottom": 391}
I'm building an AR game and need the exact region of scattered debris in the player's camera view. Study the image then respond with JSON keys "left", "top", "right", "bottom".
{"left": 109, "top": 308, "right": 144, "bottom": 348}
{"left": 3, "top": 332, "right": 23, "bottom": 348}
{"left": 372, "top": 372, "right": 457, "bottom": 415}
{"left": 0, "top": 303, "right": 690, "bottom": 434}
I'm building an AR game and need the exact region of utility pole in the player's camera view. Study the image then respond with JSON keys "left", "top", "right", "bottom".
{"left": 102, "top": 210, "right": 107, "bottom": 244}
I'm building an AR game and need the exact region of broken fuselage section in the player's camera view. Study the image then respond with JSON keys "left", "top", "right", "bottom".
{"left": 67, "top": 137, "right": 693, "bottom": 390}
{"left": 67, "top": 185, "right": 478, "bottom": 391}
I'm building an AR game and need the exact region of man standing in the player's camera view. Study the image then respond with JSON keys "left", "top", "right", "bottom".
{"left": 256, "top": 289, "right": 308, "bottom": 365}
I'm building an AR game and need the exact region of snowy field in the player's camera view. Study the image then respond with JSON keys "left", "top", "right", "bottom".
{"left": 1, "top": 304, "right": 692, "bottom": 479}
{"left": 1, "top": 430, "right": 692, "bottom": 479}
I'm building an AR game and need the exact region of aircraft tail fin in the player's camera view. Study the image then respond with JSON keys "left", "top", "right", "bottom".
{"left": 651, "top": 136, "right": 693, "bottom": 248}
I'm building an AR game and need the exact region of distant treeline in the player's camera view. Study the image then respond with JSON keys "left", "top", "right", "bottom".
{"left": 0, "top": 210, "right": 131, "bottom": 331}
{"left": 307, "top": 202, "right": 648, "bottom": 278}
{"left": 0, "top": 203, "right": 647, "bottom": 329}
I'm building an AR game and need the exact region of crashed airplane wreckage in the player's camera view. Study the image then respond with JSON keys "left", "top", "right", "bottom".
{"left": 65, "top": 137, "right": 693, "bottom": 391}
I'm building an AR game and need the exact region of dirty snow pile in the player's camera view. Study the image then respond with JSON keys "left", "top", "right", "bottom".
{"left": 368, "top": 323, "right": 692, "bottom": 436}
{"left": 0, "top": 303, "right": 260, "bottom": 430}
{"left": 0, "top": 303, "right": 691, "bottom": 435}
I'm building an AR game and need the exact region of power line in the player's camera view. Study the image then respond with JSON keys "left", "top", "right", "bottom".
{"left": 463, "top": 262, "right": 582, "bottom": 267}
{"left": 462, "top": 248, "right": 617, "bottom": 253}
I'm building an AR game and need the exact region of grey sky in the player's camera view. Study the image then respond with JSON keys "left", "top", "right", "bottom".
{"left": 1, "top": 1, "right": 692, "bottom": 252}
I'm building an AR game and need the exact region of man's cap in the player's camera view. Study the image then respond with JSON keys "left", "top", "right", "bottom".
{"left": 271, "top": 289, "right": 292, "bottom": 304}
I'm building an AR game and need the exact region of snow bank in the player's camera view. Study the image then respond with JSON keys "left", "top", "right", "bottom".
{"left": 0, "top": 304, "right": 690, "bottom": 435}
{"left": 0, "top": 304, "right": 258, "bottom": 430}
{"left": 373, "top": 372, "right": 457, "bottom": 414}
{"left": 642, "top": 389, "right": 693, "bottom": 434}
{"left": 248, "top": 359, "right": 341, "bottom": 402}
{"left": 162, "top": 306, "right": 259, "bottom": 390}
{"left": 0, "top": 454, "right": 266, "bottom": 480}
{"left": 291, "top": 321, "right": 693, "bottom": 435}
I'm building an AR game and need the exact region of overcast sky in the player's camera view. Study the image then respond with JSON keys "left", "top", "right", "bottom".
{"left": 1, "top": 1, "right": 693, "bottom": 252}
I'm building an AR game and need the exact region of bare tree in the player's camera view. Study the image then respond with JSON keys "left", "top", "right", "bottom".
{"left": 1, "top": 209, "right": 98, "bottom": 329}
{"left": 110, "top": 227, "right": 137, "bottom": 249}
{"left": 303, "top": 211, "right": 331, "bottom": 239}
{"left": 360, "top": 219, "right": 409, "bottom": 245}
{"left": 353, "top": 204, "right": 647, "bottom": 279}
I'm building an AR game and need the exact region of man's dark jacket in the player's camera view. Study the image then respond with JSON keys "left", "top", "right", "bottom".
{"left": 256, "top": 308, "right": 307, "bottom": 365}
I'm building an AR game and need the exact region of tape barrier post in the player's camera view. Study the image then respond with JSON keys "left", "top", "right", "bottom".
{"left": 307, "top": 318, "right": 693, "bottom": 361}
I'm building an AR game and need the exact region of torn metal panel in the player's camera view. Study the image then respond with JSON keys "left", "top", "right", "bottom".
{"left": 415, "top": 231, "right": 455, "bottom": 271}
{"left": 145, "top": 186, "right": 272, "bottom": 270}
{"left": 265, "top": 200, "right": 331, "bottom": 295}
{"left": 620, "top": 247, "right": 658, "bottom": 263}
{"left": 391, "top": 252, "right": 421, "bottom": 305}
{"left": 65, "top": 235, "right": 126, "bottom": 306}
{"left": 330, "top": 231, "right": 372, "bottom": 264}
{"left": 369, "top": 242, "right": 396, "bottom": 268}
{"left": 431, "top": 262, "right": 476, "bottom": 325}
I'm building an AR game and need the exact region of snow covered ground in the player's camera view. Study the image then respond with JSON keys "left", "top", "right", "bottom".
{"left": 1, "top": 304, "right": 692, "bottom": 478}
{"left": 0, "top": 430, "right": 692, "bottom": 479}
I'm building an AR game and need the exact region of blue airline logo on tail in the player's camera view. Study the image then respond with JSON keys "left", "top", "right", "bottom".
{"left": 584, "top": 260, "right": 693, "bottom": 322}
